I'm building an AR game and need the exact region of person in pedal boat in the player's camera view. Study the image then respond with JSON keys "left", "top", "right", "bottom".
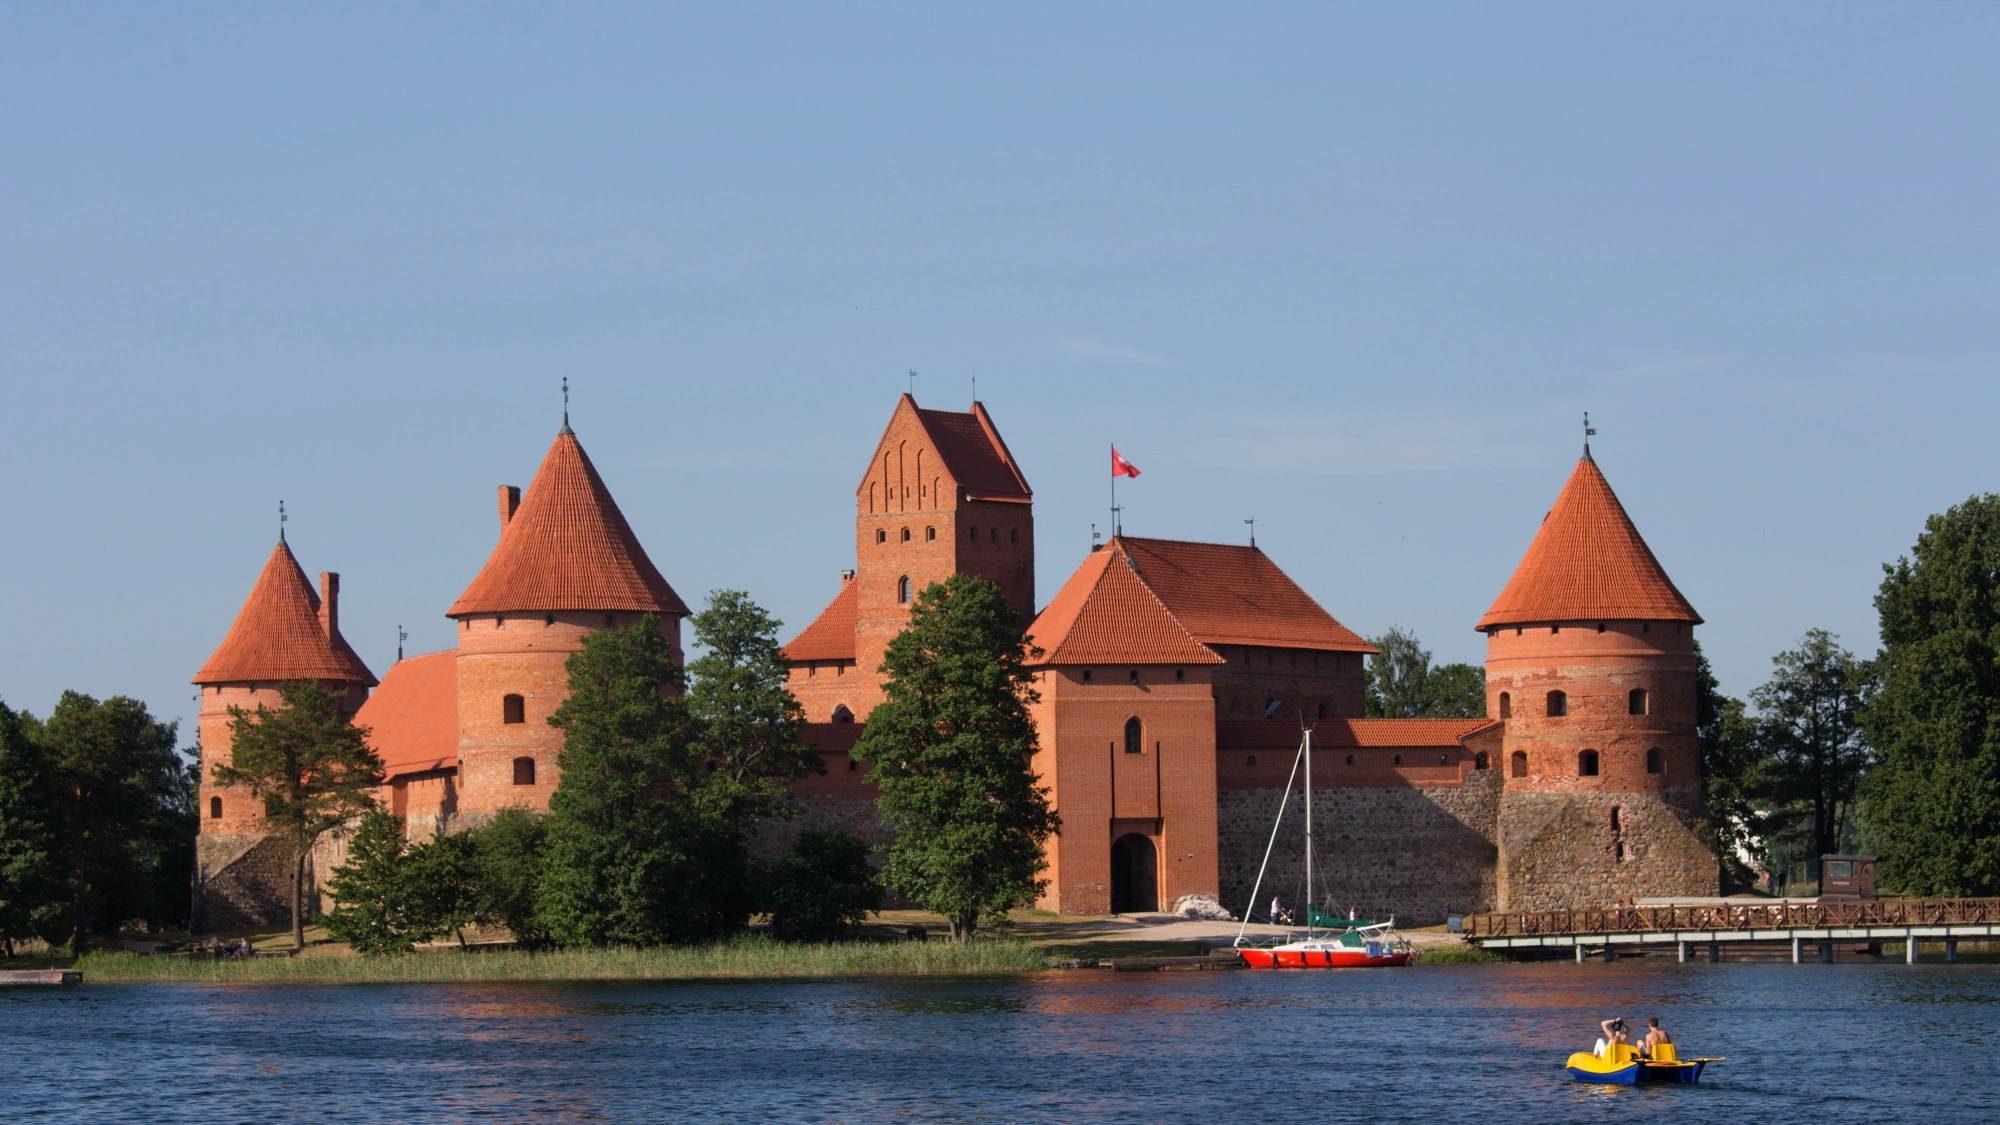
{"left": 1640, "top": 1017, "right": 1671, "bottom": 1057}
{"left": 1593, "top": 1019, "right": 1631, "bottom": 1058}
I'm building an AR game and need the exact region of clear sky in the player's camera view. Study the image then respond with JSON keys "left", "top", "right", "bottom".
{"left": 3, "top": 4, "right": 1996, "bottom": 739}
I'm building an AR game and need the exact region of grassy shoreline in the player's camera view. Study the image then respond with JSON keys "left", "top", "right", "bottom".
{"left": 74, "top": 937, "right": 1051, "bottom": 984}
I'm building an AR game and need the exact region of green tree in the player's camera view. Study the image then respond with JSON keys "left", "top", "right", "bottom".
{"left": 538, "top": 614, "right": 750, "bottom": 947}
{"left": 855, "top": 574, "right": 1058, "bottom": 941}
{"left": 763, "top": 830, "right": 883, "bottom": 942}
{"left": 1364, "top": 628, "right": 1486, "bottom": 718}
{"left": 323, "top": 810, "right": 421, "bottom": 955}
{"left": 1753, "top": 630, "right": 1871, "bottom": 876}
{"left": 404, "top": 830, "right": 480, "bottom": 949}
{"left": 210, "top": 680, "right": 383, "bottom": 950}
{"left": 1864, "top": 495, "right": 2000, "bottom": 895}
{"left": 0, "top": 702, "right": 65, "bottom": 955}
{"left": 467, "top": 806, "right": 550, "bottom": 948}
{"left": 685, "top": 589, "right": 822, "bottom": 823}
{"left": 1695, "top": 643, "right": 1768, "bottom": 889}
{"left": 38, "top": 692, "right": 185, "bottom": 950}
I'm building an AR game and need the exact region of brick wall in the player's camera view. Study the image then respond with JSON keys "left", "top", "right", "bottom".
{"left": 1208, "top": 646, "right": 1368, "bottom": 720}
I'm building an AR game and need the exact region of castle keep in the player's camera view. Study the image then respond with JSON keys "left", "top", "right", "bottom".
{"left": 193, "top": 397, "right": 1719, "bottom": 928}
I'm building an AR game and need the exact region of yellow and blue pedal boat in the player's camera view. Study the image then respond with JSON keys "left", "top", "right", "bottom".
{"left": 1565, "top": 1042, "right": 1721, "bottom": 1085}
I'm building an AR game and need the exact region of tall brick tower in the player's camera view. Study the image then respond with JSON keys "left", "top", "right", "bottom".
{"left": 447, "top": 423, "right": 688, "bottom": 822}
{"left": 1478, "top": 448, "right": 1719, "bottom": 910}
{"left": 191, "top": 536, "right": 376, "bottom": 928}
{"left": 785, "top": 394, "right": 1034, "bottom": 721}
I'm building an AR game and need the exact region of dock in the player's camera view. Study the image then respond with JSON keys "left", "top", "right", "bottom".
{"left": 1464, "top": 898, "right": 2000, "bottom": 962}
{"left": 0, "top": 969, "right": 82, "bottom": 985}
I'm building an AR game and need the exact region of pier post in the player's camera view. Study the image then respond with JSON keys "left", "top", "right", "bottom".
{"left": 1820, "top": 940, "right": 1834, "bottom": 963}
{"left": 1907, "top": 935, "right": 1918, "bottom": 963}
{"left": 1707, "top": 940, "right": 1720, "bottom": 963}
{"left": 1603, "top": 945, "right": 1616, "bottom": 963}
{"left": 1575, "top": 942, "right": 1585, "bottom": 963}
{"left": 1676, "top": 941, "right": 1688, "bottom": 963}
{"left": 1946, "top": 939, "right": 1958, "bottom": 963}
{"left": 1791, "top": 936, "right": 1801, "bottom": 964}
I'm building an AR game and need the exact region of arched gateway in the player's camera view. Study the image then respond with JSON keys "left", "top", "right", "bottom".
{"left": 1110, "top": 833, "right": 1158, "bottom": 913}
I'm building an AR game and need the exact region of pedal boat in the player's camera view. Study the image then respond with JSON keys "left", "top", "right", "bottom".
{"left": 1237, "top": 921, "right": 1413, "bottom": 969}
{"left": 1565, "top": 1042, "right": 1720, "bottom": 1085}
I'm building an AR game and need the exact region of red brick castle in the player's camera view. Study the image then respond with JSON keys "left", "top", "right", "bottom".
{"left": 192, "top": 397, "right": 1718, "bottom": 929}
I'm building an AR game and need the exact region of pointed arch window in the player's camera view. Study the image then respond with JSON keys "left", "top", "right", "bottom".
{"left": 1124, "top": 717, "right": 1143, "bottom": 754}
{"left": 897, "top": 576, "right": 911, "bottom": 604}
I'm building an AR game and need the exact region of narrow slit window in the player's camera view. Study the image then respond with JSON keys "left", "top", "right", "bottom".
{"left": 209, "top": 796, "right": 223, "bottom": 820}
{"left": 926, "top": 526, "right": 936, "bottom": 541}
{"left": 1124, "top": 717, "right": 1143, "bottom": 754}
{"left": 897, "top": 576, "right": 911, "bottom": 603}
{"left": 1498, "top": 691, "right": 1511, "bottom": 719}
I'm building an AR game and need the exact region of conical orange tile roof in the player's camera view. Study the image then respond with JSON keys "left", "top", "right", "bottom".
{"left": 1477, "top": 453, "right": 1701, "bottom": 630}
{"left": 448, "top": 429, "right": 688, "bottom": 617}
{"left": 193, "top": 540, "right": 377, "bottom": 686}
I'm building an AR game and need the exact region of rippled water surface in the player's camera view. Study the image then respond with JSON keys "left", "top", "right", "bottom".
{"left": 3, "top": 961, "right": 1993, "bottom": 1123}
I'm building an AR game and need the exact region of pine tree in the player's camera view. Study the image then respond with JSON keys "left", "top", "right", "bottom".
{"left": 210, "top": 680, "right": 383, "bottom": 950}
{"left": 1752, "top": 630, "right": 1871, "bottom": 876}
{"left": 0, "top": 702, "right": 64, "bottom": 955}
{"left": 853, "top": 574, "right": 1058, "bottom": 941}
{"left": 685, "top": 589, "right": 821, "bottom": 823}
{"left": 537, "top": 614, "right": 749, "bottom": 947}
{"left": 1864, "top": 494, "right": 2000, "bottom": 895}
{"left": 323, "top": 810, "right": 419, "bottom": 955}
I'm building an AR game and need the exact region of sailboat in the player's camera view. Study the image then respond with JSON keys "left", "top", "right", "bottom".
{"left": 1233, "top": 726, "right": 1414, "bottom": 969}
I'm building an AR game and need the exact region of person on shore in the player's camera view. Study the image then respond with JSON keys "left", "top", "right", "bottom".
{"left": 1270, "top": 896, "right": 1284, "bottom": 926}
{"left": 1641, "top": 1017, "right": 1671, "bottom": 1056}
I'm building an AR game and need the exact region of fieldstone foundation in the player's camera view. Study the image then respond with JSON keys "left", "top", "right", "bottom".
{"left": 1494, "top": 789, "right": 1718, "bottom": 911}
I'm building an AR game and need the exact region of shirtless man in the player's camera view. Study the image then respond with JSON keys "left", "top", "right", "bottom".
{"left": 1641, "top": 1017, "right": 1672, "bottom": 1056}
{"left": 1595, "top": 1018, "right": 1631, "bottom": 1057}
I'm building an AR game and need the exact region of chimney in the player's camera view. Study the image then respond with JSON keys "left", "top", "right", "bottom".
{"left": 840, "top": 569, "right": 856, "bottom": 586}
{"left": 498, "top": 485, "right": 521, "bottom": 529}
{"left": 319, "top": 572, "right": 340, "bottom": 641}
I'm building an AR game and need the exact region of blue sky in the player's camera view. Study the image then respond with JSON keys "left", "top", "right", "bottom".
{"left": 3, "top": 4, "right": 1996, "bottom": 737}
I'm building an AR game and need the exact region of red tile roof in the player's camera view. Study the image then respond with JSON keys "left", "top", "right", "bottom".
{"left": 356, "top": 650, "right": 457, "bottom": 778}
{"left": 1112, "top": 537, "right": 1376, "bottom": 653}
{"left": 1026, "top": 547, "right": 1222, "bottom": 666}
{"left": 914, "top": 401, "right": 1031, "bottom": 502}
{"left": 781, "top": 577, "right": 858, "bottom": 663}
{"left": 448, "top": 430, "right": 688, "bottom": 618}
{"left": 193, "top": 541, "right": 377, "bottom": 686}
{"left": 1477, "top": 454, "right": 1701, "bottom": 630}
{"left": 1217, "top": 718, "right": 1499, "bottom": 750}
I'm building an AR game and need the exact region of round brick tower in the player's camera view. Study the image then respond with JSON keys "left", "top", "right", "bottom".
{"left": 191, "top": 536, "right": 376, "bottom": 928}
{"left": 1478, "top": 448, "right": 1719, "bottom": 911}
{"left": 446, "top": 422, "right": 687, "bottom": 823}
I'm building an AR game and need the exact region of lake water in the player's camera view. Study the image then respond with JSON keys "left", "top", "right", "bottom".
{"left": 2, "top": 961, "right": 1992, "bottom": 1123}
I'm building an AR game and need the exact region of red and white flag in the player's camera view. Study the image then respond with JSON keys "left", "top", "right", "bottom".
{"left": 1111, "top": 446, "right": 1142, "bottom": 478}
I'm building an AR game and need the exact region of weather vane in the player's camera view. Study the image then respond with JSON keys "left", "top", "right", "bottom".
{"left": 562, "top": 376, "right": 571, "bottom": 433}
{"left": 397, "top": 625, "right": 408, "bottom": 662}
{"left": 1584, "top": 411, "right": 1597, "bottom": 456}
{"left": 279, "top": 500, "right": 287, "bottom": 543}
{"left": 1245, "top": 518, "right": 1257, "bottom": 548}
{"left": 908, "top": 369, "right": 917, "bottom": 396}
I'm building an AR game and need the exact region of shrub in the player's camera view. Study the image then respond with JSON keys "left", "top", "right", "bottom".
{"left": 764, "top": 830, "right": 883, "bottom": 942}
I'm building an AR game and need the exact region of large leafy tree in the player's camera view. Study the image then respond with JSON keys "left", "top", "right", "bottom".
{"left": 854, "top": 574, "right": 1057, "bottom": 942}
{"left": 1864, "top": 494, "right": 2000, "bottom": 895}
{"left": 323, "top": 810, "right": 420, "bottom": 954}
{"left": 685, "top": 589, "right": 821, "bottom": 823}
{"left": 1752, "top": 630, "right": 1871, "bottom": 876}
{"left": 38, "top": 692, "right": 187, "bottom": 950}
{"left": 210, "top": 679, "right": 383, "bottom": 950}
{"left": 1363, "top": 627, "right": 1486, "bottom": 719}
{"left": 1694, "top": 643, "right": 1767, "bottom": 888}
{"left": 0, "top": 701, "right": 65, "bottom": 954}
{"left": 764, "top": 830, "right": 882, "bottom": 942}
{"left": 468, "top": 806, "right": 550, "bottom": 949}
{"left": 538, "top": 614, "right": 749, "bottom": 947}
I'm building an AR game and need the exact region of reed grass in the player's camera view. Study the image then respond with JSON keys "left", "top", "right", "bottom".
{"left": 1411, "top": 942, "right": 1504, "bottom": 964}
{"left": 76, "top": 936, "right": 1051, "bottom": 985}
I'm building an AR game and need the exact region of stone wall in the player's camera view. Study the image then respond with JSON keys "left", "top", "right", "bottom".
{"left": 1494, "top": 788, "right": 1718, "bottom": 910}
{"left": 195, "top": 833, "right": 299, "bottom": 931}
{"left": 1216, "top": 769, "right": 1502, "bottom": 926}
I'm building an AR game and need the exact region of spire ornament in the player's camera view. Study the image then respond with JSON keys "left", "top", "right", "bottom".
{"left": 1583, "top": 412, "right": 1597, "bottom": 460}
{"left": 561, "top": 377, "right": 572, "bottom": 435}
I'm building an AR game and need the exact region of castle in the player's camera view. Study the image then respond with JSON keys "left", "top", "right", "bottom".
{"left": 191, "top": 395, "right": 1719, "bottom": 930}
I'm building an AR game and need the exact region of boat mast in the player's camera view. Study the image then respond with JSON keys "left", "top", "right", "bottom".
{"left": 1304, "top": 726, "right": 1313, "bottom": 933}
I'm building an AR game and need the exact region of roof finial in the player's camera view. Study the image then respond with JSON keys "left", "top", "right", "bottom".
{"left": 278, "top": 499, "right": 287, "bottom": 544}
{"left": 1583, "top": 411, "right": 1596, "bottom": 461}
{"left": 907, "top": 369, "right": 917, "bottom": 397}
{"left": 1245, "top": 517, "right": 1257, "bottom": 549}
{"left": 397, "top": 624, "right": 407, "bottom": 662}
{"left": 971, "top": 374, "right": 976, "bottom": 404}
{"left": 561, "top": 376, "right": 572, "bottom": 435}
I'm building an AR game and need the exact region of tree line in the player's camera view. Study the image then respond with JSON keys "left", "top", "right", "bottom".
{"left": 0, "top": 693, "right": 195, "bottom": 955}
{"left": 1702, "top": 495, "right": 2000, "bottom": 897}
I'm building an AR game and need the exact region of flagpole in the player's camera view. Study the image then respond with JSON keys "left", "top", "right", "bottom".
{"left": 1109, "top": 443, "right": 1118, "bottom": 536}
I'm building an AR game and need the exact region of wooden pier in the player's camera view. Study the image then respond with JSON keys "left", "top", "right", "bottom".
{"left": 1463, "top": 898, "right": 2000, "bottom": 962}
{"left": 0, "top": 969, "right": 83, "bottom": 985}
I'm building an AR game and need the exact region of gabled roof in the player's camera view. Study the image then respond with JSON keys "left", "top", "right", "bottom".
{"left": 1476, "top": 453, "right": 1701, "bottom": 630}
{"left": 1111, "top": 537, "right": 1376, "bottom": 653}
{"left": 858, "top": 395, "right": 1032, "bottom": 504}
{"left": 1218, "top": 717, "right": 1499, "bottom": 750}
{"left": 448, "top": 429, "right": 688, "bottom": 618}
{"left": 1026, "top": 547, "right": 1222, "bottom": 666}
{"left": 781, "top": 577, "right": 858, "bottom": 663}
{"left": 193, "top": 541, "right": 377, "bottom": 686}
{"left": 356, "top": 650, "right": 457, "bottom": 778}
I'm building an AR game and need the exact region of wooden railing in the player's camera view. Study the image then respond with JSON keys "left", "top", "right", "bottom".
{"left": 1462, "top": 898, "right": 2000, "bottom": 938}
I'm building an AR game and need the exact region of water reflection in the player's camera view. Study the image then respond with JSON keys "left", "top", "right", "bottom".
{"left": 2, "top": 962, "right": 1994, "bottom": 1123}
